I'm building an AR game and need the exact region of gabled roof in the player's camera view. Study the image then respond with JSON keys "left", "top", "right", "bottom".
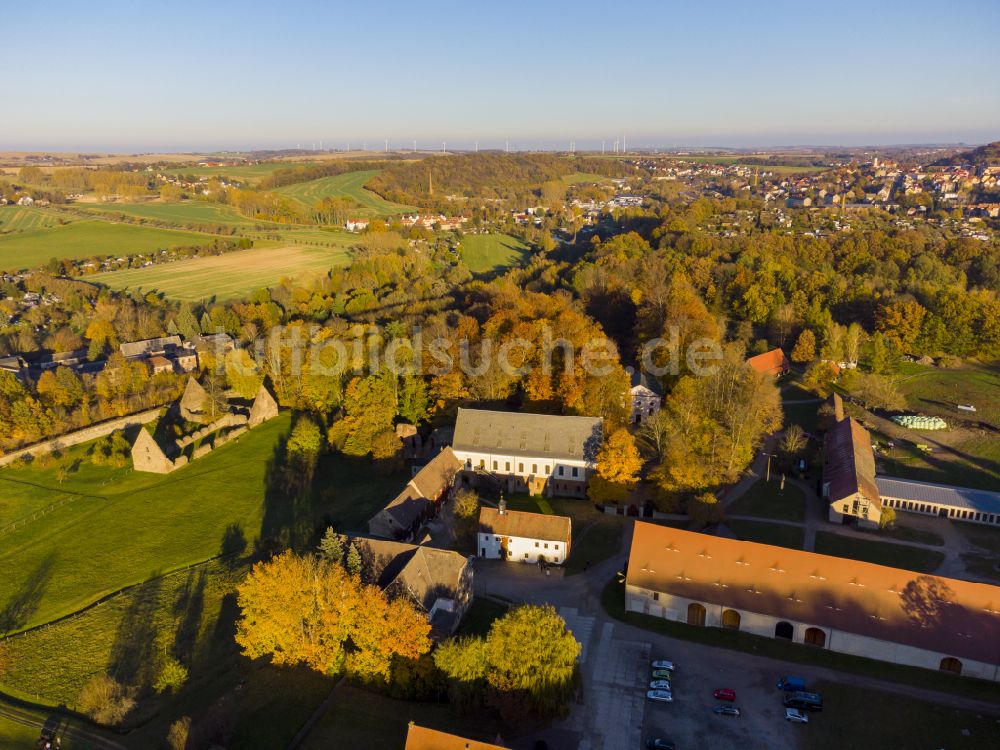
{"left": 453, "top": 408, "right": 602, "bottom": 462}
{"left": 629, "top": 368, "right": 663, "bottom": 395}
{"left": 877, "top": 476, "right": 1000, "bottom": 516}
{"left": 120, "top": 335, "right": 182, "bottom": 358}
{"left": 479, "top": 507, "right": 571, "bottom": 545}
{"left": 352, "top": 537, "right": 469, "bottom": 613}
{"left": 376, "top": 447, "right": 462, "bottom": 530}
{"left": 405, "top": 725, "right": 506, "bottom": 750}
{"left": 745, "top": 348, "right": 790, "bottom": 376}
{"left": 824, "top": 417, "right": 881, "bottom": 511}
{"left": 627, "top": 522, "right": 1000, "bottom": 666}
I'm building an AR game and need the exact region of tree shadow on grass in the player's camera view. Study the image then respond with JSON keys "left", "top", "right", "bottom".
{"left": 0, "top": 552, "right": 56, "bottom": 634}
{"left": 172, "top": 569, "right": 207, "bottom": 665}
{"left": 108, "top": 575, "right": 163, "bottom": 688}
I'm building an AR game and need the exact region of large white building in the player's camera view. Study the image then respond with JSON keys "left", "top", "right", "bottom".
{"left": 878, "top": 476, "right": 1000, "bottom": 527}
{"left": 626, "top": 522, "right": 1000, "bottom": 680}
{"left": 478, "top": 502, "right": 571, "bottom": 565}
{"left": 452, "top": 408, "right": 602, "bottom": 497}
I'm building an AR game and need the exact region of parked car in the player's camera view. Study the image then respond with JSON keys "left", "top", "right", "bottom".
{"left": 785, "top": 708, "right": 809, "bottom": 724}
{"left": 713, "top": 688, "right": 736, "bottom": 701}
{"left": 783, "top": 691, "right": 823, "bottom": 712}
{"left": 776, "top": 675, "right": 807, "bottom": 692}
{"left": 649, "top": 680, "right": 672, "bottom": 690}
{"left": 651, "top": 669, "right": 673, "bottom": 681}
{"left": 646, "top": 740, "right": 676, "bottom": 750}
{"left": 647, "top": 690, "right": 674, "bottom": 703}
{"left": 651, "top": 659, "right": 675, "bottom": 671}
{"left": 713, "top": 705, "right": 741, "bottom": 717}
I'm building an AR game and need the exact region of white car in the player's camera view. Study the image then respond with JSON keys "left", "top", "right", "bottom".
{"left": 649, "top": 680, "right": 671, "bottom": 690}
{"left": 785, "top": 708, "right": 809, "bottom": 724}
{"left": 647, "top": 689, "right": 673, "bottom": 703}
{"left": 651, "top": 659, "right": 675, "bottom": 671}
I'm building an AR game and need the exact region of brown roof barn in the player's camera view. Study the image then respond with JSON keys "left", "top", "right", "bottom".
{"left": 627, "top": 522, "right": 1000, "bottom": 667}
{"left": 745, "top": 348, "right": 791, "bottom": 377}
{"left": 368, "top": 447, "right": 462, "bottom": 540}
{"left": 824, "top": 417, "right": 881, "bottom": 512}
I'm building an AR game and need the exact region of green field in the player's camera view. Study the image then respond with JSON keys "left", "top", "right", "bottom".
{"left": 458, "top": 233, "right": 531, "bottom": 274}
{"left": 162, "top": 161, "right": 315, "bottom": 183}
{"left": 562, "top": 171, "right": 613, "bottom": 184}
{"left": 726, "top": 519, "right": 805, "bottom": 550}
{"left": 78, "top": 201, "right": 263, "bottom": 228}
{"left": 0, "top": 415, "right": 405, "bottom": 632}
{"left": 899, "top": 362, "right": 1000, "bottom": 428}
{"left": 727, "top": 479, "right": 806, "bottom": 522}
{"left": 275, "top": 170, "right": 415, "bottom": 216}
{"left": 0, "top": 205, "right": 70, "bottom": 233}
{"left": 84, "top": 242, "right": 352, "bottom": 301}
{"left": 0, "top": 220, "right": 217, "bottom": 272}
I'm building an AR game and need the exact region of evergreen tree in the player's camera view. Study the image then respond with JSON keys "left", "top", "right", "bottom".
{"left": 346, "top": 542, "right": 362, "bottom": 576}
{"left": 318, "top": 526, "right": 344, "bottom": 564}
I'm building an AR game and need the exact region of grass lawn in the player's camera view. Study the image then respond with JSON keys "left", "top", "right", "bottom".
{"left": 83, "top": 243, "right": 351, "bottom": 301}
{"left": 600, "top": 577, "right": 1000, "bottom": 703}
{"left": 0, "top": 715, "right": 46, "bottom": 748}
{"left": 782, "top": 401, "right": 821, "bottom": 435}
{"left": 726, "top": 519, "right": 805, "bottom": 550}
{"left": 0, "top": 220, "right": 219, "bottom": 272}
{"left": 162, "top": 162, "right": 316, "bottom": 184}
{"left": 0, "top": 415, "right": 406, "bottom": 631}
{"left": 865, "top": 520, "right": 945, "bottom": 547}
{"left": 79, "top": 201, "right": 264, "bottom": 228}
{"left": 802, "top": 680, "right": 1000, "bottom": 750}
{"left": 504, "top": 494, "right": 623, "bottom": 575}
{"left": 300, "top": 683, "right": 501, "bottom": 750}
{"left": 276, "top": 170, "right": 415, "bottom": 216}
{"left": 456, "top": 597, "right": 509, "bottom": 637}
{"left": 727, "top": 479, "right": 806, "bottom": 522}
{"left": 813, "top": 531, "right": 945, "bottom": 574}
{"left": 954, "top": 521, "right": 1000, "bottom": 553}
{"left": 459, "top": 233, "right": 530, "bottom": 274}
{"left": 562, "top": 171, "right": 612, "bottom": 184}
{"left": 876, "top": 433, "right": 1000, "bottom": 491}
{"left": 899, "top": 361, "right": 999, "bottom": 429}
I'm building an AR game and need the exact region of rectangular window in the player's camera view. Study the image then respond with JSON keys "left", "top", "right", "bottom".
{"left": 544, "top": 543, "right": 549, "bottom": 549}
{"left": 532, "top": 463, "right": 538, "bottom": 474}
{"left": 518, "top": 463, "right": 524, "bottom": 473}
{"left": 653, "top": 592, "right": 660, "bottom": 601}
{"left": 535, "top": 542, "right": 539, "bottom": 547}
{"left": 553, "top": 544, "right": 559, "bottom": 550}
{"left": 524, "top": 553, "right": 529, "bottom": 558}
{"left": 505, "top": 461, "right": 511, "bottom": 471}
{"left": 572, "top": 467, "right": 579, "bottom": 478}
{"left": 479, "top": 459, "right": 485, "bottom": 468}
{"left": 492, "top": 460, "right": 498, "bottom": 470}
{"left": 507, "top": 550, "right": 513, "bottom": 557}
{"left": 558, "top": 466, "right": 564, "bottom": 476}
{"left": 545, "top": 465, "right": 550, "bottom": 474}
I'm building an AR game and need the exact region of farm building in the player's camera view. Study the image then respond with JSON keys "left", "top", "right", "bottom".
{"left": 368, "top": 447, "right": 462, "bottom": 541}
{"left": 629, "top": 368, "right": 662, "bottom": 424}
{"left": 745, "top": 348, "right": 791, "bottom": 377}
{"left": 405, "top": 725, "right": 506, "bottom": 750}
{"left": 626, "top": 522, "right": 1000, "bottom": 680}
{"left": 478, "top": 500, "right": 571, "bottom": 565}
{"left": 348, "top": 536, "right": 473, "bottom": 640}
{"left": 452, "top": 408, "right": 602, "bottom": 497}
{"left": 878, "top": 477, "right": 1000, "bottom": 527}
{"left": 824, "top": 417, "right": 882, "bottom": 528}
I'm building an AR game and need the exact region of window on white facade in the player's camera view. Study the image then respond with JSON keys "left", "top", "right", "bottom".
{"left": 558, "top": 466, "right": 564, "bottom": 476}
{"left": 545, "top": 465, "right": 550, "bottom": 473}
{"left": 505, "top": 461, "right": 510, "bottom": 471}
{"left": 572, "top": 467, "right": 579, "bottom": 478}
{"left": 532, "top": 463, "right": 538, "bottom": 474}
{"left": 554, "top": 544, "right": 559, "bottom": 550}
{"left": 493, "top": 460, "right": 497, "bottom": 470}
{"left": 544, "top": 543, "right": 549, "bottom": 549}
{"left": 518, "top": 463, "right": 524, "bottom": 472}
{"left": 535, "top": 542, "right": 539, "bottom": 547}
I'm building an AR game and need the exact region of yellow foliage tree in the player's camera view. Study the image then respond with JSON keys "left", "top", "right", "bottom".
{"left": 235, "top": 551, "right": 430, "bottom": 680}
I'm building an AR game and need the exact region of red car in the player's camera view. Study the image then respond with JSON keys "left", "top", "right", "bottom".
{"left": 713, "top": 688, "right": 736, "bottom": 701}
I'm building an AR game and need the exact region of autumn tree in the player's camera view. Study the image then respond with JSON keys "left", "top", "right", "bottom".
{"left": 235, "top": 551, "right": 431, "bottom": 680}
{"left": 435, "top": 604, "right": 580, "bottom": 718}
{"left": 317, "top": 526, "right": 344, "bottom": 564}
{"left": 791, "top": 329, "right": 816, "bottom": 363}
{"left": 79, "top": 674, "right": 135, "bottom": 726}
{"left": 588, "top": 428, "right": 642, "bottom": 504}
{"left": 687, "top": 491, "right": 724, "bottom": 528}
{"left": 851, "top": 373, "right": 905, "bottom": 411}
{"left": 780, "top": 424, "right": 807, "bottom": 458}
{"left": 452, "top": 488, "right": 480, "bottom": 545}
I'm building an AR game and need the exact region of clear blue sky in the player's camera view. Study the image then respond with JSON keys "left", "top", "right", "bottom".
{"left": 5, "top": 0, "right": 999, "bottom": 151}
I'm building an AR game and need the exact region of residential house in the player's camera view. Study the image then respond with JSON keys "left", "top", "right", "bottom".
{"left": 121, "top": 335, "right": 198, "bottom": 372}
{"left": 824, "top": 417, "right": 882, "bottom": 528}
{"left": 405, "top": 725, "right": 506, "bottom": 750}
{"left": 148, "top": 355, "right": 175, "bottom": 375}
{"left": 452, "top": 408, "right": 603, "bottom": 497}
{"left": 351, "top": 537, "right": 473, "bottom": 639}
{"left": 745, "top": 348, "right": 791, "bottom": 377}
{"left": 626, "top": 521, "right": 1000, "bottom": 680}
{"left": 345, "top": 218, "right": 370, "bottom": 232}
{"left": 368, "top": 447, "right": 462, "bottom": 541}
{"left": 628, "top": 368, "right": 662, "bottom": 424}
{"left": 478, "top": 500, "right": 571, "bottom": 565}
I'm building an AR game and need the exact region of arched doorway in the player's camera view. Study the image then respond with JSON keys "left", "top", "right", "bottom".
{"left": 939, "top": 657, "right": 962, "bottom": 675}
{"left": 687, "top": 602, "right": 706, "bottom": 626}
{"left": 804, "top": 627, "right": 826, "bottom": 647}
{"left": 721, "top": 609, "right": 741, "bottom": 630}
{"left": 775, "top": 621, "right": 794, "bottom": 640}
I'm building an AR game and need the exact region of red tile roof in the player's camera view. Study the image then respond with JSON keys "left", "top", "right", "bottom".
{"left": 405, "top": 725, "right": 506, "bottom": 750}
{"left": 627, "top": 522, "right": 1000, "bottom": 665}
{"left": 745, "top": 348, "right": 790, "bottom": 376}
{"left": 479, "top": 507, "right": 571, "bottom": 545}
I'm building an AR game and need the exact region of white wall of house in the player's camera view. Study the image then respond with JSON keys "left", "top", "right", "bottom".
{"left": 455, "top": 449, "right": 592, "bottom": 496}
{"left": 827, "top": 489, "right": 880, "bottom": 529}
{"left": 478, "top": 531, "right": 568, "bottom": 564}
{"left": 625, "top": 585, "right": 998, "bottom": 682}
{"left": 630, "top": 386, "right": 661, "bottom": 424}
